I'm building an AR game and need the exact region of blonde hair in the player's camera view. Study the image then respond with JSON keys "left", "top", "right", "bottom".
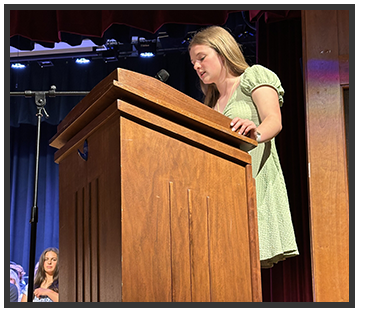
{"left": 189, "top": 26, "right": 250, "bottom": 107}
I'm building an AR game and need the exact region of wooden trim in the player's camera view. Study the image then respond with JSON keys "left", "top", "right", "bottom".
{"left": 301, "top": 10, "right": 349, "bottom": 302}
{"left": 246, "top": 164, "right": 262, "bottom": 302}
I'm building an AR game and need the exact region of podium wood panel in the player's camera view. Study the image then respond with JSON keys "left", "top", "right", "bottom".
{"left": 120, "top": 108, "right": 252, "bottom": 302}
{"left": 51, "top": 68, "right": 260, "bottom": 302}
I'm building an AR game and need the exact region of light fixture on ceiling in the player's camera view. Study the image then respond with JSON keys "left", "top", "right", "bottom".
{"left": 11, "top": 63, "right": 26, "bottom": 69}
{"left": 75, "top": 57, "right": 90, "bottom": 64}
{"left": 37, "top": 60, "right": 54, "bottom": 68}
{"left": 137, "top": 38, "right": 156, "bottom": 58}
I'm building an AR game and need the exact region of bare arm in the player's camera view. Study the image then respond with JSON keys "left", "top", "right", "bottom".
{"left": 21, "top": 293, "right": 27, "bottom": 302}
{"left": 230, "top": 85, "right": 282, "bottom": 143}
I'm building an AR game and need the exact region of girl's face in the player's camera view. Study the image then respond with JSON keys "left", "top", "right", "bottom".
{"left": 43, "top": 251, "right": 58, "bottom": 276}
{"left": 189, "top": 44, "right": 225, "bottom": 84}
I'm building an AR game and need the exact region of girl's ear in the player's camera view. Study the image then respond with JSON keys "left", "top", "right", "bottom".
{"left": 218, "top": 53, "right": 227, "bottom": 69}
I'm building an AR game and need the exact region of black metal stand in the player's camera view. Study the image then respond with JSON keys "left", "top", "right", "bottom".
{"left": 27, "top": 101, "right": 45, "bottom": 302}
{"left": 10, "top": 86, "right": 89, "bottom": 302}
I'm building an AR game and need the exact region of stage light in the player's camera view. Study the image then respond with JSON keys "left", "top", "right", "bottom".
{"left": 38, "top": 60, "right": 54, "bottom": 68}
{"left": 11, "top": 63, "right": 26, "bottom": 69}
{"left": 140, "top": 52, "right": 155, "bottom": 58}
{"left": 76, "top": 58, "right": 90, "bottom": 64}
{"left": 101, "top": 48, "right": 119, "bottom": 62}
{"left": 137, "top": 38, "right": 156, "bottom": 58}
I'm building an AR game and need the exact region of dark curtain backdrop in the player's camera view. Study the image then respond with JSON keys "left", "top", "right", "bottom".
{"left": 9, "top": 9, "right": 312, "bottom": 302}
{"left": 256, "top": 17, "right": 313, "bottom": 302}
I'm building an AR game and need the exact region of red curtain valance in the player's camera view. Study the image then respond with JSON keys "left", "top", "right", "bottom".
{"left": 10, "top": 10, "right": 300, "bottom": 49}
{"left": 10, "top": 10, "right": 238, "bottom": 44}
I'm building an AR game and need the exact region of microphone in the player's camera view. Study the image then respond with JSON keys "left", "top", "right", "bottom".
{"left": 155, "top": 69, "right": 170, "bottom": 83}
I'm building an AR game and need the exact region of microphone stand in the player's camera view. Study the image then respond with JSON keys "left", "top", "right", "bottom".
{"left": 10, "top": 86, "right": 89, "bottom": 302}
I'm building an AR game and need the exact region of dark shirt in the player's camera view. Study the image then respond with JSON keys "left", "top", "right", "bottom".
{"left": 10, "top": 283, "right": 18, "bottom": 302}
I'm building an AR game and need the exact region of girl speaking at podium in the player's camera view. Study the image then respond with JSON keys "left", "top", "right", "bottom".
{"left": 189, "top": 26, "right": 299, "bottom": 268}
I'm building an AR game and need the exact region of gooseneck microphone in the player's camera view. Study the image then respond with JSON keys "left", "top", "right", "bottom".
{"left": 155, "top": 69, "right": 170, "bottom": 82}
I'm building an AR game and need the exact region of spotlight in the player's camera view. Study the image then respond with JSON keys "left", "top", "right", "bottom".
{"left": 38, "top": 60, "right": 54, "bottom": 68}
{"left": 181, "top": 31, "right": 196, "bottom": 45}
{"left": 76, "top": 58, "right": 90, "bottom": 64}
{"left": 101, "top": 48, "right": 119, "bottom": 63}
{"left": 137, "top": 38, "right": 156, "bottom": 57}
{"left": 140, "top": 52, "right": 155, "bottom": 58}
{"left": 11, "top": 63, "right": 26, "bottom": 69}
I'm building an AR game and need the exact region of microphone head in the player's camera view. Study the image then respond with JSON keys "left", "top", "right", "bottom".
{"left": 155, "top": 69, "right": 170, "bottom": 82}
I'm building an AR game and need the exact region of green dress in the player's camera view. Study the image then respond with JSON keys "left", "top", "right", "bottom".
{"left": 223, "top": 64, "right": 299, "bottom": 268}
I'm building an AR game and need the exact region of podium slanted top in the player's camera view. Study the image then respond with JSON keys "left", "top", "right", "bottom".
{"left": 50, "top": 68, "right": 257, "bottom": 152}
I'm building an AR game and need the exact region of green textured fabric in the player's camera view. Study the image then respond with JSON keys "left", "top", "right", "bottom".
{"left": 223, "top": 65, "right": 299, "bottom": 268}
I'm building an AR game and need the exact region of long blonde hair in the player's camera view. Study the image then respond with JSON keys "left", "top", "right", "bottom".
{"left": 189, "top": 26, "right": 250, "bottom": 107}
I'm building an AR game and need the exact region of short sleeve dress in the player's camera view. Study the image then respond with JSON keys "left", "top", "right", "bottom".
{"left": 223, "top": 64, "right": 299, "bottom": 268}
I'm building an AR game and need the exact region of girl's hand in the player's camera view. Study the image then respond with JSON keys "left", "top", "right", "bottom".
{"left": 230, "top": 117, "right": 258, "bottom": 140}
{"left": 34, "top": 288, "right": 49, "bottom": 298}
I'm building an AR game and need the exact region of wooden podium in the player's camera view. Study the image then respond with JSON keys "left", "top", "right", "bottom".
{"left": 50, "top": 68, "right": 261, "bottom": 302}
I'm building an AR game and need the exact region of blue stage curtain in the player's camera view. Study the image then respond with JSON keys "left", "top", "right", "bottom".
{"left": 10, "top": 123, "right": 59, "bottom": 270}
